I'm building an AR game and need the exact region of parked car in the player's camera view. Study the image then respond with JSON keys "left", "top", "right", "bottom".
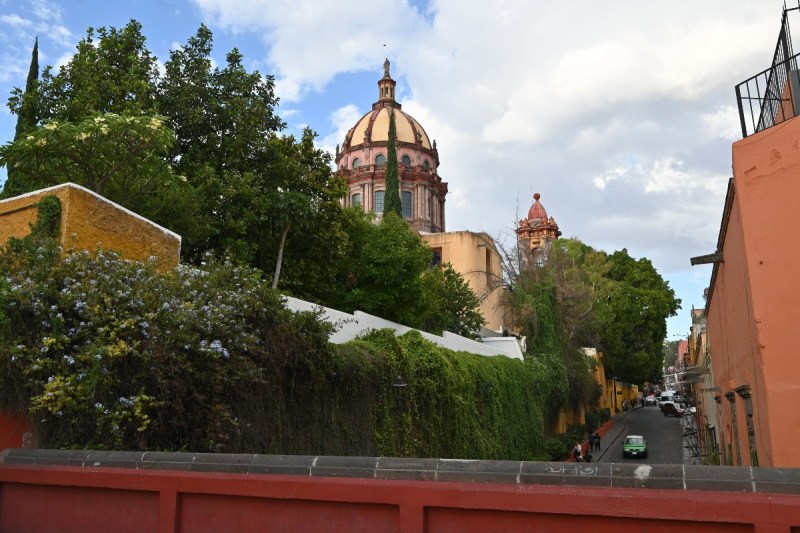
{"left": 658, "top": 390, "right": 676, "bottom": 406}
{"left": 661, "top": 402, "right": 684, "bottom": 417}
{"left": 622, "top": 435, "right": 648, "bottom": 458}
{"left": 644, "top": 395, "right": 657, "bottom": 406}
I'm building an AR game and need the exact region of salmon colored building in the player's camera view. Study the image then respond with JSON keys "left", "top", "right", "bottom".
{"left": 695, "top": 7, "right": 800, "bottom": 467}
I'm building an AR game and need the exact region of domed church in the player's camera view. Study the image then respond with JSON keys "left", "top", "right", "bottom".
{"left": 335, "top": 60, "right": 513, "bottom": 335}
{"left": 335, "top": 59, "right": 448, "bottom": 233}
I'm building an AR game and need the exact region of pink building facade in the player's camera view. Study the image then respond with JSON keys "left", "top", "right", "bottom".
{"left": 704, "top": 116, "right": 800, "bottom": 467}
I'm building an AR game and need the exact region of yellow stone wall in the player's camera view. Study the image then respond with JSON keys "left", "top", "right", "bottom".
{"left": 420, "top": 231, "right": 509, "bottom": 331}
{"left": 0, "top": 183, "right": 181, "bottom": 272}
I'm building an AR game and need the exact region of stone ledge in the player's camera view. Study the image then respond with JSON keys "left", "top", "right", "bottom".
{"left": 2, "top": 448, "right": 798, "bottom": 494}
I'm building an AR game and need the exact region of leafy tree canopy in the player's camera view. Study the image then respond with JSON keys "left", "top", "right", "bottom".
{"left": 505, "top": 238, "right": 679, "bottom": 399}
{"left": 2, "top": 21, "right": 345, "bottom": 284}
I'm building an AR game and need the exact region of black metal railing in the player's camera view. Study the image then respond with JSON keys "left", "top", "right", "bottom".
{"left": 736, "top": 52, "right": 800, "bottom": 138}
{"left": 736, "top": 2, "right": 800, "bottom": 138}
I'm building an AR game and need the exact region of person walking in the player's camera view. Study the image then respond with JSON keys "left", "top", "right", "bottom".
{"left": 594, "top": 432, "right": 601, "bottom": 452}
{"left": 573, "top": 441, "right": 583, "bottom": 462}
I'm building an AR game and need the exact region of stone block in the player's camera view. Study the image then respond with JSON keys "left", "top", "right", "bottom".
{"left": 248, "top": 454, "right": 317, "bottom": 476}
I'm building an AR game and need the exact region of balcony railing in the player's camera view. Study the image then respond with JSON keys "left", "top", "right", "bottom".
{"left": 736, "top": 52, "right": 800, "bottom": 138}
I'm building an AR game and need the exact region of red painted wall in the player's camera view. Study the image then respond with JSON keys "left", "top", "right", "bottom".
{"left": 0, "top": 464, "right": 798, "bottom": 532}
{"left": 0, "top": 411, "right": 29, "bottom": 450}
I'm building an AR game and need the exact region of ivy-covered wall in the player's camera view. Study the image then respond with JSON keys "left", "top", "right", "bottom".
{"left": 0, "top": 197, "right": 570, "bottom": 460}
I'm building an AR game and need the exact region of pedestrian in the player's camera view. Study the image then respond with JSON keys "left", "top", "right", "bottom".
{"left": 573, "top": 441, "right": 583, "bottom": 462}
{"left": 594, "top": 432, "right": 601, "bottom": 452}
{"left": 587, "top": 433, "right": 595, "bottom": 453}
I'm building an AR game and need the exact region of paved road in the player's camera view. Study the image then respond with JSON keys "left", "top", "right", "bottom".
{"left": 593, "top": 405, "right": 684, "bottom": 464}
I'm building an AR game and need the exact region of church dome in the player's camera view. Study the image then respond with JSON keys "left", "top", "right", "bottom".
{"left": 348, "top": 106, "right": 432, "bottom": 150}
{"left": 527, "top": 193, "right": 548, "bottom": 222}
{"left": 335, "top": 59, "right": 448, "bottom": 234}
{"left": 335, "top": 59, "right": 439, "bottom": 173}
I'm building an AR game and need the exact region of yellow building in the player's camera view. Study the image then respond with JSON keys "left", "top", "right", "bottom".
{"left": 420, "top": 231, "right": 509, "bottom": 332}
{"left": 0, "top": 182, "right": 181, "bottom": 272}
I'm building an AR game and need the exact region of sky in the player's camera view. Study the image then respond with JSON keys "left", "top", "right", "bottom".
{"left": 0, "top": 0, "right": 788, "bottom": 339}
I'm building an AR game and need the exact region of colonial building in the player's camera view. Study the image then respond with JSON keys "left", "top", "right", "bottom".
{"left": 516, "top": 193, "right": 561, "bottom": 265}
{"left": 691, "top": 5, "right": 800, "bottom": 467}
{"left": 335, "top": 59, "right": 448, "bottom": 233}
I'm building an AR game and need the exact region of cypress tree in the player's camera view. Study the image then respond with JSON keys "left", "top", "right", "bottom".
{"left": 14, "top": 37, "right": 39, "bottom": 140}
{"left": 384, "top": 109, "right": 402, "bottom": 216}
{"left": 5, "top": 37, "right": 39, "bottom": 195}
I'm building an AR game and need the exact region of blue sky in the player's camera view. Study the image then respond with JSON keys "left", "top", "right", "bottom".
{"left": 0, "top": 0, "right": 787, "bottom": 339}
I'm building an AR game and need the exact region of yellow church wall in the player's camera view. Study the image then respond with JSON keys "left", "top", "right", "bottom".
{"left": 420, "top": 231, "right": 508, "bottom": 331}
{"left": 0, "top": 183, "right": 181, "bottom": 272}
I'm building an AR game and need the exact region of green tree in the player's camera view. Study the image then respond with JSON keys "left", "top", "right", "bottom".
{"left": 0, "top": 113, "right": 188, "bottom": 221}
{"left": 157, "top": 27, "right": 347, "bottom": 272}
{"left": 383, "top": 109, "right": 402, "bottom": 216}
{"left": 13, "top": 37, "right": 39, "bottom": 140}
{"left": 329, "top": 212, "right": 430, "bottom": 325}
{"left": 31, "top": 21, "right": 159, "bottom": 122}
{"left": 419, "top": 264, "right": 484, "bottom": 337}
{"left": 5, "top": 37, "right": 39, "bottom": 193}
{"left": 3, "top": 21, "right": 347, "bottom": 280}
{"left": 595, "top": 249, "right": 680, "bottom": 383}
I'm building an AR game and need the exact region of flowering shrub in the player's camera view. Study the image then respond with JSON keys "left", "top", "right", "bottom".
{"left": 0, "top": 213, "right": 335, "bottom": 451}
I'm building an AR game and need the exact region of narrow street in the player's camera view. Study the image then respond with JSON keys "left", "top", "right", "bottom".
{"left": 593, "top": 404, "right": 684, "bottom": 464}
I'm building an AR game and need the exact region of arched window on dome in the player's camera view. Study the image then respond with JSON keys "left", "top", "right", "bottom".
{"left": 374, "top": 190, "right": 385, "bottom": 212}
{"left": 401, "top": 155, "right": 411, "bottom": 167}
{"left": 351, "top": 193, "right": 362, "bottom": 208}
{"left": 352, "top": 158, "right": 361, "bottom": 169}
{"left": 401, "top": 191, "right": 412, "bottom": 218}
{"left": 423, "top": 160, "right": 430, "bottom": 170}
{"left": 375, "top": 154, "right": 386, "bottom": 166}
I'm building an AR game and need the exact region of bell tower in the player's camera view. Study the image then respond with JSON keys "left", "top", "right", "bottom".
{"left": 516, "top": 193, "right": 561, "bottom": 266}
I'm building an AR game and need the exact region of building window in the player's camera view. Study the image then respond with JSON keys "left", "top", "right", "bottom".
{"left": 401, "top": 155, "right": 411, "bottom": 167}
{"left": 352, "top": 158, "right": 361, "bottom": 169}
{"left": 374, "top": 190, "right": 385, "bottom": 212}
{"left": 431, "top": 247, "right": 442, "bottom": 268}
{"left": 401, "top": 191, "right": 412, "bottom": 218}
{"left": 375, "top": 154, "right": 386, "bottom": 166}
{"left": 352, "top": 193, "right": 362, "bottom": 207}
{"left": 423, "top": 160, "right": 430, "bottom": 170}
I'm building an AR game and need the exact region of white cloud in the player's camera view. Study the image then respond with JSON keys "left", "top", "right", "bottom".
{"left": 192, "top": 0, "right": 430, "bottom": 102}
{"left": 31, "top": 0, "right": 63, "bottom": 22}
{"left": 0, "top": 14, "right": 33, "bottom": 27}
{"left": 701, "top": 106, "right": 741, "bottom": 140}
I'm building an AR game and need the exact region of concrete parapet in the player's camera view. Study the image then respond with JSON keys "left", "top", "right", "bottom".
{"left": 3, "top": 448, "right": 798, "bottom": 494}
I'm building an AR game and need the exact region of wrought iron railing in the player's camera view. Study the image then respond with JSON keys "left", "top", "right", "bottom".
{"left": 736, "top": 52, "right": 800, "bottom": 138}
{"left": 736, "top": 2, "right": 800, "bottom": 137}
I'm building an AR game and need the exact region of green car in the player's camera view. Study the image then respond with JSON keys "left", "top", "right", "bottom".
{"left": 622, "top": 435, "right": 648, "bottom": 458}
